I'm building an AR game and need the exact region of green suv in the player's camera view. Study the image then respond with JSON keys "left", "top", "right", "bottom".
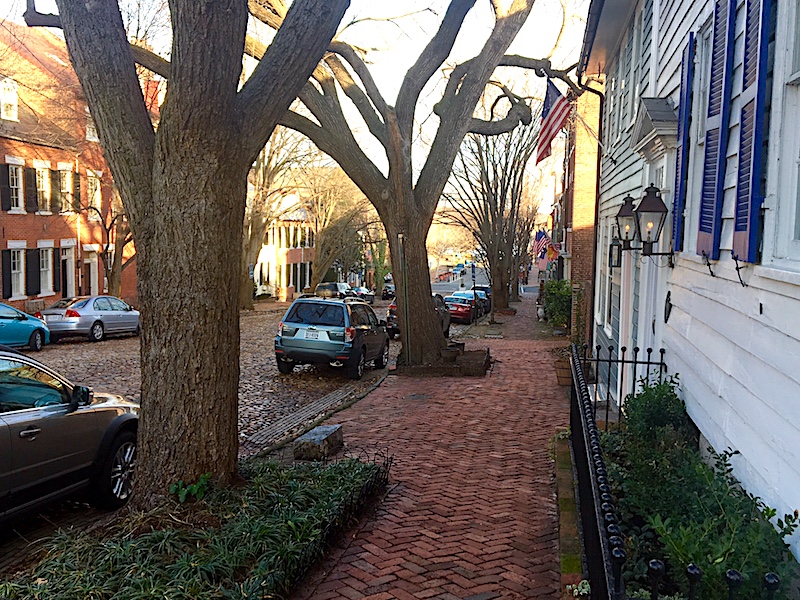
{"left": 275, "top": 298, "right": 390, "bottom": 379}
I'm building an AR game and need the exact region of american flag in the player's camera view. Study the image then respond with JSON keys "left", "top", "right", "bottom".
{"left": 535, "top": 79, "right": 572, "bottom": 164}
{"left": 533, "top": 230, "right": 551, "bottom": 258}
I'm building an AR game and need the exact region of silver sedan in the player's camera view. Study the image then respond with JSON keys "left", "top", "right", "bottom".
{"left": 38, "top": 296, "right": 140, "bottom": 342}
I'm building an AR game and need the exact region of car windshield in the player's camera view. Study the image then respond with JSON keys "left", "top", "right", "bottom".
{"left": 285, "top": 303, "right": 345, "bottom": 327}
{"left": 444, "top": 297, "right": 467, "bottom": 304}
{"left": 48, "top": 297, "right": 89, "bottom": 309}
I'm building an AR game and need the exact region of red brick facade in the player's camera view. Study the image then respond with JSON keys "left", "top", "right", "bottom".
{"left": 0, "top": 21, "right": 137, "bottom": 312}
{"left": 562, "top": 89, "right": 602, "bottom": 344}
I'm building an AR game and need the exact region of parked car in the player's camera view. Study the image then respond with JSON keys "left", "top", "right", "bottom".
{"left": 443, "top": 296, "right": 474, "bottom": 324}
{"left": 314, "top": 282, "right": 356, "bottom": 299}
{"left": 0, "top": 349, "right": 139, "bottom": 522}
{"left": 451, "top": 290, "right": 488, "bottom": 317}
{"left": 386, "top": 293, "right": 451, "bottom": 339}
{"left": 352, "top": 286, "right": 375, "bottom": 304}
{"left": 381, "top": 283, "right": 395, "bottom": 300}
{"left": 471, "top": 284, "right": 492, "bottom": 302}
{"left": 275, "top": 297, "right": 389, "bottom": 380}
{"left": 37, "top": 296, "right": 140, "bottom": 342}
{"left": 0, "top": 302, "right": 50, "bottom": 351}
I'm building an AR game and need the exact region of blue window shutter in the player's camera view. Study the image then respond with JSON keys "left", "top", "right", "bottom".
{"left": 733, "top": 0, "right": 772, "bottom": 263}
{"left": 697, "top": 0, "right": 736, "bottom": 260}
{"left": 672, "top": 33, "right": 695, "bottom": 252}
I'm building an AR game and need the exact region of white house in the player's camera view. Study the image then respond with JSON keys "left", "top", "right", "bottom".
{"left": 581, "top": 0, "right": 800, "bottom": 555}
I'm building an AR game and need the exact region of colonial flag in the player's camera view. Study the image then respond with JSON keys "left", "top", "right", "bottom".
{"left": 533, "top": 230, "right": 551, "bottom": 259}
{"left": 535, "top": 79, "right": 572, "bottom": 164}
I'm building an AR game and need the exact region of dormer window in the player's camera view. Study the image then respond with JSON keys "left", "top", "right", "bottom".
{"left": 1, "top": 78, "right": 19, "bottom": 122}
{"left": 85, "top": 107, "right": 99, "bottom": 142}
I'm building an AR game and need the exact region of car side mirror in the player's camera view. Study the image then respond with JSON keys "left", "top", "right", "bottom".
{"left": 16, "top": 314, "right": 27, "bottom": 320}
{"left": 69, "top": 385, "right": 92, "bottom": 412}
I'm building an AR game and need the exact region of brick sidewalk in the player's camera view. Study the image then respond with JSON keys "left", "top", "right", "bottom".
{"left": 294, "top": 296, "right": 570, "bottom": 599}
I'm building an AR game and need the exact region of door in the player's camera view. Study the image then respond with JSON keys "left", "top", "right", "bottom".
{"left": 109, "top": 297, "right": 137, "bottom": 333}
{"left": 0, "top": 417, "right": 10, "bottom": 514}
{"left": 350, "top": 305, "right": 376, "bottom": 359}
{"left": 0, "top": 358, "right": 98, "bottom": 511}
{"left": 0, "top": 304, "right": 28, "bottom": 346}
{"left": 92, "top": 296, "right": 115, "bottom": 332}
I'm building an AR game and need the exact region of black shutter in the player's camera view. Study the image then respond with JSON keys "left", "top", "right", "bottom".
{"left": 53, "top": 248, "right": 61, "bottom": 293}
{"left": 50, "top": 170, "right": 61, "bottom": 213}
{"left": 0, "top": 165, "right": 10, "bottom": 211}
{"left": 73, "top": 172, "right": 81, "bottom": 211}
{"left": 24, "top": 167, "right": 38, "bottom": 212}
{"left": 1, "top": 251, "right": 10, "bottom": 299}
{"left": 26, "top": 249, "right": 40, "bottom": 296}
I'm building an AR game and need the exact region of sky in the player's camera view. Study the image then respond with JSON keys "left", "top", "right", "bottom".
{"left": 3, "top": 0, "right": 588, "bottom": 213}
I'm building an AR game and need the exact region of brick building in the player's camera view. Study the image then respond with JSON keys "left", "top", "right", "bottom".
{"left": 558, "top": 89, "right": 602, "bottom": 344}
{"left": 0, "top": 21, "right": 137, "bottom": 313}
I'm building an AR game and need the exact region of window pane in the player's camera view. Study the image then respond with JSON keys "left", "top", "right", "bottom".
{"left": 0, "top": 359, "right": 67, "bottom": 412}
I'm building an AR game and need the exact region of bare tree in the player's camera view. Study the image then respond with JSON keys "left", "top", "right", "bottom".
{"left": 254, "top": 1, "right": 581, "bottom": 364}
{"left": 442, "top": 121, "right": 540, "bottom": 312}
{"left": 297, "top": 166, "right": 370, "bottom": 290}
{"left": 26, "top": 0, "right": 349, "bottom": 506}
{"left": 240, "top": 126, "right": 314, "bottom": 309}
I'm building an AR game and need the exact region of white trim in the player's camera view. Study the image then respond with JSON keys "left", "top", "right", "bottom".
{"left": 8, "top": 296, "right": 26, "bottom": 302}
{"left": 83, "top": 244, "right": 101, "bottom": 252}
{"left": 85, "top": 169, "right": 103, "bottom": 178}
{"left": 32, "top": 159, "right": 51, "bottom": 169}
{"left": 60, "top": 238, "right": 77, "bottom": 248}
{"left": 754, "top": 265, "right": 800, "bottom": 288}
{"left": 37, "top": 291, "right": 56, "bottom": 298}
{"left": 7, "top": 208, "right": 25, "bottom": 215}
{"left": 7, "top": 240, "right": 26, "bottom": 249}
{"left": 4, "top": 155, "right": 23, "bottom": 166}
{"left": 56, "top": 162, "right": 73, "bottom": 171}
{"left": 37, "top": 240, "right": 54, "bottom": 249}
{"left": 35, "top": 211, "right": 53, "bottom": 216}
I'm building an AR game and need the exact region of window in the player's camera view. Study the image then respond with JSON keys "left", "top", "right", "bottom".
{"left": 10, "top": 249, "right": 24, "bottom": 297}
{"left": 86, "top": 108, "right": 99, "bottom": 142}
{"left": 0, "top": 358, "right": 68, "bottom": 413}
{"left": 8, "top": 165, "right": 22, "bottom": 210}
{"left": 87, "top": 174, "right": 101, "bottom": 216}
{"left": 93, "top": 297, "right": 113, "bottom": 311}
{"left": 0, "top": 78, "right": 18, "bottom": 122}
{"left": 39, "top": 248, "right": 52, "bottom": 293}
{"left": 59, "top": 171, "right": 72, "bottom": 212}
{"left": 36, "top": 168, "right": 50, "bottom": 212}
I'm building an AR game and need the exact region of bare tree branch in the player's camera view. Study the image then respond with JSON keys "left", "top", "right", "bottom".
{"left": 395, "top": 0, "right": 475, "bottom": 139}
{"left": 328, "top": 41, "right": 389, "bottom": 119}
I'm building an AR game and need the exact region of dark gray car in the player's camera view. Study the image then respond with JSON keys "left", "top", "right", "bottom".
{"left": 38, "top": 295, "right": 140, "bottom": 342}
{"left": 0, "top": 350, "right": 139, "bottom": 520}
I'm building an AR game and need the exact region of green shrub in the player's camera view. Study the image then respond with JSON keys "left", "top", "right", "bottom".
{"left": 543, "top": 279, "right": 572, "bottom": 327}
{"left": 0, "top": 458, "right": 389, "bottom": 599}
{"left": 603, "top": 378, "right": 799, "bottom": 599}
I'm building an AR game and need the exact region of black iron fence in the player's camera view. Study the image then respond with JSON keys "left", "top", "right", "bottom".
{"left": 568, "top": 343, "right": 784, "bottom": 600}
{"left": 577, "top": 344, "right": 667, "bottom": 430}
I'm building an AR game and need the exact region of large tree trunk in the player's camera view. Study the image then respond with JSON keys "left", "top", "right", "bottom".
{"left": 383, "top": 202, "right": 445, "bottom": 365}
{"left": 136, "top": 147, "right": 249, "bottom": 505}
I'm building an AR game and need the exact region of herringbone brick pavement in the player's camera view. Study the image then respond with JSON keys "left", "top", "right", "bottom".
{"left": 294, "top": 296, "right": 570, "bottom": 600}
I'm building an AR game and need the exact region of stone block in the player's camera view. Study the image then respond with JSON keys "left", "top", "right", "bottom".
{"left": 293, "top": 424, "right": 343, "bottom": 460}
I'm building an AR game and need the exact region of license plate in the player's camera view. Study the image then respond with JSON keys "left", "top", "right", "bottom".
{"left": 46, "top": 315, "right": 61, "bottom": 322}
{"left": 304, "top": 330, "right": 319, "bottom": 339}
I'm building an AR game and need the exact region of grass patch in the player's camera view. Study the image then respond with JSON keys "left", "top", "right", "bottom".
{"left": 0, "top": 457, "right": 389, "bottom": 599}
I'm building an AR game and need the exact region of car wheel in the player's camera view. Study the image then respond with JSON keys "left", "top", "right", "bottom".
{"left": 89, "top": 321, "right": 104, "bottom": 342}
{"left": 28, "top": 329, "right": 44, "bottom": 351}
{"left": 134, "top": 324, "right": 141, "bottom": 336}
{"left": 276, "top": 356, "right": 294, "bottom": 374}
{"left": 50, "top": 333, "right": 59, "bottom": 343}
{"left": 375, "top": 342, "right": 389, "bottom": 369}
{"left": 92, "top": 430, "right": 136, "bottom": 509}
{"left": 348, "top": 350, "right": 365, "bottom": 380}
